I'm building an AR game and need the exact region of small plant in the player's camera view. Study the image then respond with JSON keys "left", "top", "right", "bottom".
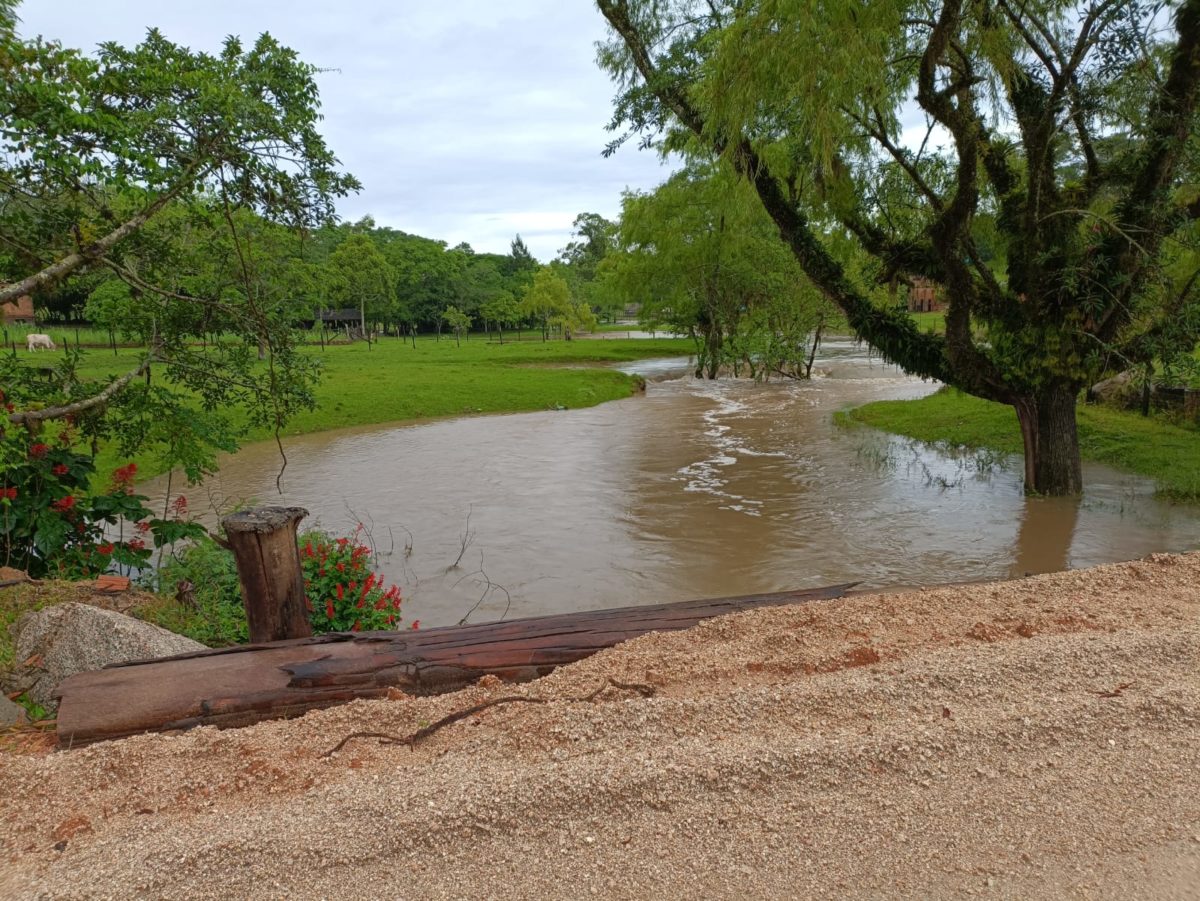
{"left": 300, "top": 525, "right": 404, "bottom": 632}
{"left": 141, "top": 536, "right": 249, "bottom": 646}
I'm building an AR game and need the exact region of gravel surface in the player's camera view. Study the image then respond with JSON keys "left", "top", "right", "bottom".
{"left": 2, "top": 552, "right": 1199, "bottom": 899}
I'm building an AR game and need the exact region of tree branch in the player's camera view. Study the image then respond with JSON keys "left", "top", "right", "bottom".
{"left": 6, "top": 357, "right": 153, "bottom": 427}
{"left": 0, "top": 180, "right": 191, "bottom": 306}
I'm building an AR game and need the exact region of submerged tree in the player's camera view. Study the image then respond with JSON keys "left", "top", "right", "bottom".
{"left": 597, "top": 0, "right": 1200, "bottom": 494}
{"left": 608, "top": 159, "right": 832, "bottom": 378}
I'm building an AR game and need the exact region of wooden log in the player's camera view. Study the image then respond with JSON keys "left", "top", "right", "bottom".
{"left": 54, "top": 582, "right": 855, "bottom": 748}
{"left": 221, "top": 506, "right": 313, "bottom": 643}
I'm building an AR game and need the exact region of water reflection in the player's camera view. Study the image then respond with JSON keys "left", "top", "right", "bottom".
{"left": 142, "top": 340, "right": 1200, "bottom": 626}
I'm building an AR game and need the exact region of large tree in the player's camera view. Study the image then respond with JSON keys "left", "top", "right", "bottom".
{"left": 597, "top": 0, "right": 1200, "bottom": 494}
{"left": 0, "top": 9, "right": 357, "bottom": 470}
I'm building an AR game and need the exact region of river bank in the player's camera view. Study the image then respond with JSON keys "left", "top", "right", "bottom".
{"left": 2, "top": 551, "right": 1198, "bottom": 898}
{"left": 70, "top": 335, "right": 694, "bottom": 482}
{"left": 841, "top": 386, "right": 1200, "bottom": 500}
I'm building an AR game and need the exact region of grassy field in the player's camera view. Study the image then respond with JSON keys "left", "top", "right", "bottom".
{"left": 38, "top": 334, "right": 693, "bottom": 482}
{"left": 839, "top": 387, "right": 1200, "bottom": 500}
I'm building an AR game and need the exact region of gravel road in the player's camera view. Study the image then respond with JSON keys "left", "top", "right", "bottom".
{"left": 2, "top": 552, "right": 1199, "bottom": 899}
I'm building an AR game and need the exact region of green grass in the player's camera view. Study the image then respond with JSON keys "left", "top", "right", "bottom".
{"left": 908, "top": 311, "right": 946, "bottom": 334}
{"left": 2, "top": 323, "right": 127, "bottom": 349}
{"left": 35, "top": 334, "right": 693, "bottom": 482}
{"left": 838, "top": 387, "right": 1200, "bottom": 500}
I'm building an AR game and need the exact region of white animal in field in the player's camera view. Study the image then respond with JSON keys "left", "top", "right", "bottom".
{"left": 26, "top": 333, "right": 55, "bottom": 351}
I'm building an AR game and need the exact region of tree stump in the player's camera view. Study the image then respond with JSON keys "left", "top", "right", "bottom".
{"left": 221, "top": 506, "right": 313, "bottom": 643}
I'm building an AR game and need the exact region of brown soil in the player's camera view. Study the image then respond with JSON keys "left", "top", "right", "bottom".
{"left": 2, "top": 553, "right": 1200, "bottom": 899}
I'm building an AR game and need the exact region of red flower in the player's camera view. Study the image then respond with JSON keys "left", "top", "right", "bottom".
{"left": 336, "top": 583, "right": 344, "bottom": 601}
{"left": 410, "top": 620, "right": 420, "bottom": 630}
{"left": 51, "top": 464, "right": 69, "bottom": 476}
{"left": 97, "top": 542, "right": 114, "bottom": 555}
{"left": 335, "top": 562, "right": 346, "bottom": 573}
{"left": 111, "top": 462, "right": 138, "bottom": 490}
{"left": 52, "top": 495, "right": 76, "bottom": 512}
{"left": 29, "top": 443, "right": 49, "bottom": 459}
{"left": 0, "top": 487, "right": 16, "bottom": 501}
{"left": 135, "top": 520, "right": 151, "bottom": 534}
{"left": 351, "top": 620, "right": 361, "bottom": 632}
{"left": 127, "top": 538, "right": 146, "bottom": 551}
{"left": 170, "top": 494, "right": 188, "bottom": 515}
{"left": 325, "top": 599, "right": 335, "bottom": 619}
{"left": 303, "top": 543, "right": 314, "bottom": 558}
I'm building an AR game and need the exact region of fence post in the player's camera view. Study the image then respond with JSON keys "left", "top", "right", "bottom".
{"left": 222, "top": 506, "right": 313, "bottom": 643}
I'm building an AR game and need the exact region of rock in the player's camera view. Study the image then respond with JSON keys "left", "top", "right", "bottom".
{"left": 1089, "top": 370, "right": 1136, "bottom": 406}
{"left": 0, "top": 693, "right": 26, "bottom": 727}
{"left": 12, "top": 603, "right": 206, "bottom": 713}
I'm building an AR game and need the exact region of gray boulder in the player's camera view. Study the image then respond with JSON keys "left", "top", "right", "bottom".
{"left": 0, "top": 693, "right": 25, "bottom": 727}
{"left": 1089, "top": 370, "right": 1136, "bottom": 406}
{"left": 11, "top": 602, "right": 205, "bottom": 712}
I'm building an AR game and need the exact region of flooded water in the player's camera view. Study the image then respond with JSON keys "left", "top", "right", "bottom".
{"left": 144, "top": 340, "right": 1200, "bottom": 626}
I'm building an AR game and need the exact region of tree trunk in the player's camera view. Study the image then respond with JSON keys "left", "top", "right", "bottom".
{"left": 1014, "top": 384, "right": 1083, "bottom": 496}
{"left": 55, "top": 581, "right": 856, "bottom": 746}
{"left": 222, "top": 507, "right": 313, "bottom": 643}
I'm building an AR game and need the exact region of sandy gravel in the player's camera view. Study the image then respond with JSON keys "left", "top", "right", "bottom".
{"left": 2, "top": 552, "right": 1200, "bottom": 899}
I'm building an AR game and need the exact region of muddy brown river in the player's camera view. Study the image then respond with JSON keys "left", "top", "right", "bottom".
{"left": 144, "top": 340, "right": 1200, "bottom": 627}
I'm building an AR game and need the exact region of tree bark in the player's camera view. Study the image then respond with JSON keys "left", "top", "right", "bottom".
{"left": 1014, "top": 384, "right": 1083, "bottom": 496}
{"left": 54, "top": 581, "right": 855, "bottom": 746}
{"left": 221, "top": 507, "right": 313, "bottom": 643}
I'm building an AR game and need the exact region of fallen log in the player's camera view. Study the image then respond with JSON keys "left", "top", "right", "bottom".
{"left": 54, "top": 583, "right": 854, "bottom": 748}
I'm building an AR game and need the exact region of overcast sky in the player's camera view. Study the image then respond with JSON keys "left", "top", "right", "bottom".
{"left": 17, "top": 1, "right": 677, "bottom": 261}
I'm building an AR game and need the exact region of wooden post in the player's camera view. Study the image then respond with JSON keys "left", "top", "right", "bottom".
{"left": 222, "top": 506, "right": 313, "bottom": 643}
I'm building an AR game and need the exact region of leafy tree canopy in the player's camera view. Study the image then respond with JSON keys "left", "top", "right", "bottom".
{"left": 597, "top": 0, "right": 1200, "bottom": 494}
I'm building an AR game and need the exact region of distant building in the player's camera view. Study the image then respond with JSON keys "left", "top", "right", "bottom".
{"left": 1, "top": 293, "right": 36, "bottom": 325}
{"left": 907, "top": 277, "right": 944, "bottom": 313}
{"left": 318, "top": 308, "right": 363, "bottom": 328}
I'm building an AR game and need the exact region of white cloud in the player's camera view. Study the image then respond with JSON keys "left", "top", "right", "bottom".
{"left": 16, "top": 0, "right": 674, "bottom": 260}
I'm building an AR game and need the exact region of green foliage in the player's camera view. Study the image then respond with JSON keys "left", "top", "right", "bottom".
{"left": 442, "top": 305, "right": 473, "bottom": 345}
{"left": 0, "top": 406, "right": 205, "bottom": 578}
{"left": 146, "top": 537, "right": 249, "bottom": 646}
{"left": 84, "top": 280, "right": 152, "bottom": 341}
{"left": 328, "top": 233, "right": 394, "bottom": 328}
{"left": 606, "top": 160, "right": 832, "bottom": 377}
{"left": 519, "top": 268, "right": 575, "bottom": 339}
{"left": 141, "top": 525, "right": 407, "bottom": 646}
{"left": 597, "top": 0, "right": 1200, "bottom": 493}
{"left": 0, "top": 16, "right": 356, "bottom": 487}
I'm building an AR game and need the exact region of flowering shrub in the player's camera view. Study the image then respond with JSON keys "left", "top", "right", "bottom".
{"left": 300, "top": 525, "right": 405, "bottom": 632}
{"left": 0, "top": 415, "right": 205, "bottom": 578}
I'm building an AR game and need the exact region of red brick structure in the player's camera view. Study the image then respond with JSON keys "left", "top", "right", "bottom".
{"left": 2, "top": 293, "right": 36, "bottom": 325}
{"left": 907, "top": 276, "right": 944, "bottom": 313}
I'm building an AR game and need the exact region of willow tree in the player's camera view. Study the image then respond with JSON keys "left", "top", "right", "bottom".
{"left": 597, "top": 0, "right": 1200, "bottom": 494}
{"left": 607, "top": 159, "right": 833, "bottom": 378}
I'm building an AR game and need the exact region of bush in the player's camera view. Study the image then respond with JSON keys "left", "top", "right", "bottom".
{"left": 0, "top": 412, "right": 206, "bottom": 579}
{"left": 300, "top": 525, "right": 404, "bottom": 632}
{"left": 140, "top": 537, "right": 249, "bottom": 646}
